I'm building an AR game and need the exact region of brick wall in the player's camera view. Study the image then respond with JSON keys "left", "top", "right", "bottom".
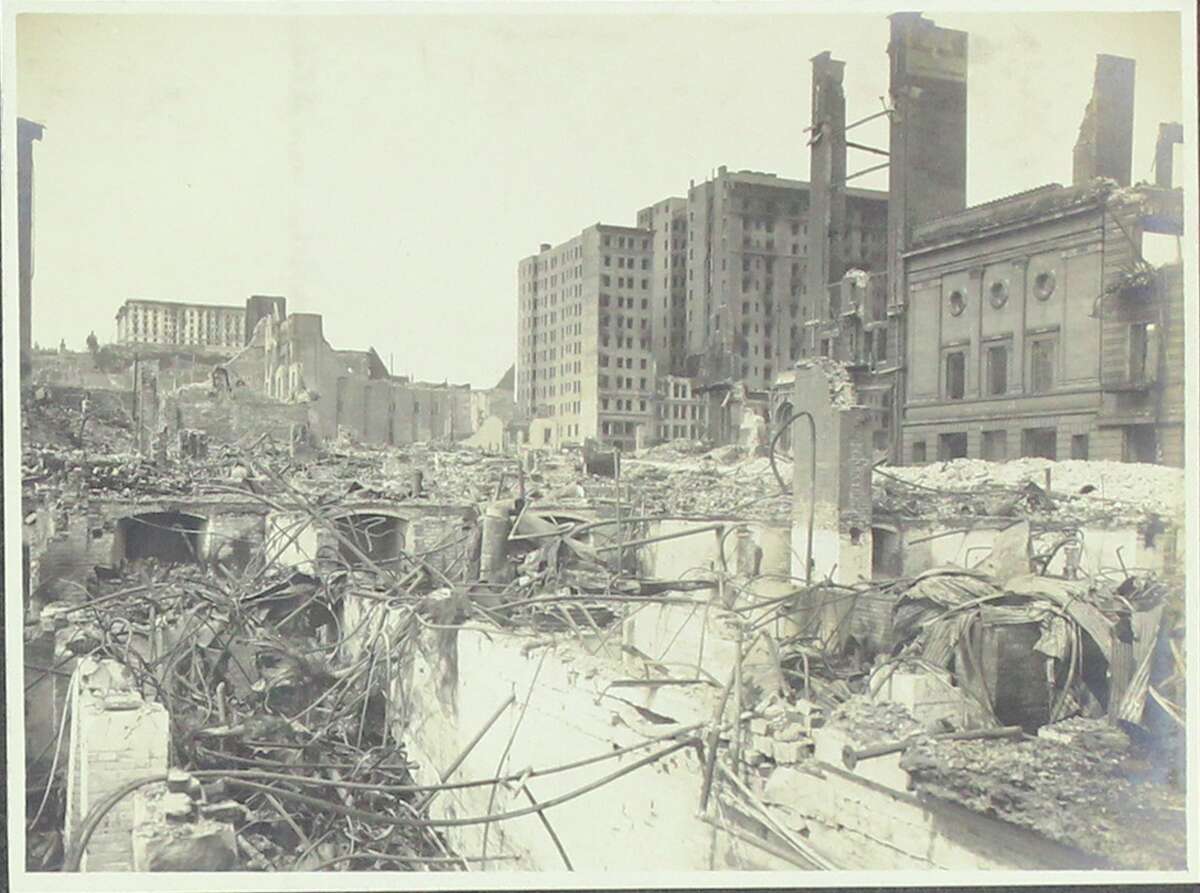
{"left": 34, "top": 503, "right": 117, "bottom": 600}
{"left": 65, "top": 661, "right": 170, "bottom": 871}
{"left": 408, "top": 511, "right": 475, "bottom": 580}
{"left": 165, "top": 386, "right": 311, "bottom": 446}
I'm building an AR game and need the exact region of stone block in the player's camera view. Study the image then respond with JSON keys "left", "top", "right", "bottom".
{"left": 772, "top": 739, "right": 805, "bottom": 765}
{"left": 750, "top": 733, "right": 774, "bottom": 758}
{"left": 870, "top": 668, "right": 971, "bottom": 729}
{"left": 773, "top": 722, "right": 806, "bottom": 743}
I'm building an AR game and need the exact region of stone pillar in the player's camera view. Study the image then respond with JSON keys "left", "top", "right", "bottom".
{"left": 790, "top": 364, "right": 875, "bottom": 646}
{"left": 65, "top": 659, "right": 169, "bottom": 871}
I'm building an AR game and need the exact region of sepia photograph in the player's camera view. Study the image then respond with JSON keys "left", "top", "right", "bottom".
{"left": 3, "top": 1, "right": 1196, "bottom": 887}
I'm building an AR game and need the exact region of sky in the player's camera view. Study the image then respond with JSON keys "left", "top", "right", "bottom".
{"left": 16, "top": 7, "right": 1184, "bottom": 389}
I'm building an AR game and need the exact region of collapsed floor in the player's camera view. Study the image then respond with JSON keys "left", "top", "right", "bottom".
{"left": 20, "top": 389, "right": 1190, "bottom": 873}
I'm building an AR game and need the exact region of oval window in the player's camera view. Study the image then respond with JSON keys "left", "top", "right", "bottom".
{"left": 989, "top": 280, "right": 1009, "bottom": 309}
{"left": 948, "top": 290, "right": 966, "bottom": 317}
{"left": 1034, "top": 271, "right": 1056, "bottom": 300}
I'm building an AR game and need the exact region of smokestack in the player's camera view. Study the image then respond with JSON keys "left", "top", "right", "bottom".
{"left": 1072, "top": 54, "right": 1136, "bottom": 187}
{"left": 807, "top": 51, "right": 848, "bottom": 304}
{"left": 1154, "top": 122, "right": 1184, "bottom": 189}
{"left": 886, "top": 13, "right": 968, "bottom": 307}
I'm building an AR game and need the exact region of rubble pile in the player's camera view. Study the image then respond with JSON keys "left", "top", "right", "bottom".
{"left": 19, "top": 389, "right": 1190, "bottom": 872}
{"left": 22, "top": 450, "right": 195, "bottom": 500}
{"left": 825, "top": 697, "right": 924, "bottom": 748}
{"left": 22, "top": 386, "right": 135, "bottom": 454}
{"left": 875, "top": 458, "right": 1183, "bottom": 527}
{"left": 902, "top": 725, "right": 1188, "bottom": 870}
{"left": 621, "top": 453, "right": 790, "bottom": 521}
{"left": 30, "top": 505, "right": 485, "bottom": 872}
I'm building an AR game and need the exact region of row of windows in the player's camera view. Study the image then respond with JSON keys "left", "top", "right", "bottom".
{"left": 599, "top": 375, "right": 649, "bottom": 391}
{"left": 602, "top": 397, "right": 648, "bottom": 412}
{"left": 600, "top": 335, "right": 648, "bottom": 350}
{"left": 601, "top": 234, "right": 651, "bottom": 250}
{"left": 598, "top": 275, "right": 648, "bottom": 290}
{"left": 943, "top": 335, "right": 1056, "bottom": 400}
{"left": 601, "top": 420, "right": 643, "bottom": 435}
{"left": 659, "top": 403, "right": 701, "bottom": 420}
{"left": 599, "top": 294, "right": 646, "bottom": 310}
{"left": 599, "top": 354, "right": 650, "bottom": 370}
{"left": 604, "top": 255, "right": 650, "bottom": 270}
{"left": 660, "top": 424, "right": 701, "bottom": 440}
{"left": 912, "top": 429, "right": 1089, "bottom": 464}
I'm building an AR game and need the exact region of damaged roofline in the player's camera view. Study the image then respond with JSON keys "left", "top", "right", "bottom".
{"left": 901, "top": 202, "right": 1102, "bottom": 259}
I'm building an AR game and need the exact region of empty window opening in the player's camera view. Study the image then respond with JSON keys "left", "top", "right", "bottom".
{"left": 1071, "top": 434, "right": 1090, "bottom": 460}
{"left": 1128, "top": 322, "right": 1158, "bottom": 384}
{"left": 911, "top": 440, "right": 927, "bottom": 463}
{"left": 938, "top": 432, "right": 968, "bottom": 461}
{"left": 117, "top": 512, "right": 206, "bottom": 565}
{"left": 981, "top": 430, "right": 1008, "bottom": 461}
{"left": 1022, "top": 427, "right": 1057, "bottom": 460}
{"left": 1029, "top": 337, "right": 1056, "bottom": 393}
{"left": 871, "top": 526, "right": 902, "bottom": 579}
{"left": 1124, "top": 425, "right": 1158, "bottom": 464}
{"left": 986, "top": 345, "right": 1008, "bottom": 396}
{"left": 945, "top": 351, "right": 966, "bottom": 400}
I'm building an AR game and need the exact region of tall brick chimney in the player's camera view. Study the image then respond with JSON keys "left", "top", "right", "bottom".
{"left": 807, "top": 52, "right": 848, "bottom": 304}
{"left": 885, "top": 13, "right": 968, "bottom": 308}
{"left": 1072, "top": 54, "right": 1136, "bottom": 187}
{"left": 1154, "top": 122, "right": 1184, "bottom": 189}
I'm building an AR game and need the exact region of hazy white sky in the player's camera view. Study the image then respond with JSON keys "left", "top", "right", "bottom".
{"left": 16, "top": 8, "right": 1182, "bottom": 388}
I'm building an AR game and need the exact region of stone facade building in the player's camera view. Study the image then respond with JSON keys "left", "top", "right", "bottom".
{"left": 116, "top": 299, "right": 245, "bottom": 350}
{"left": 900, "top": 181, "right": 1185, "bottom": 466}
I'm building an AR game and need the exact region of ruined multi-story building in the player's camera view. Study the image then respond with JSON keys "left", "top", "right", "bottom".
{"left": 797, "top": 15, "right": 969, "bottom": 458}
{"left": 116, "top": 298, "right": 246, "bottom": 349}
{"left": 899, "top": 179, "right": 1185, "bottom": 466}
{"left": 636, "top": 197, "right": 689, "bottom": 377}
{"left": 517, "top": 225, "right": 657, "bottom": 450}
{"left": 684, "top": 166, "right": 888, "bottom": 391}
{"left": 653, "top": 375, "right": 708, "bottom": 443}
{"left": 796, "top": 16, "right": 1184, "bottom": 468}
{"left": 895, "top": 46, "right": 1185, "bottom": 466}
{"left": 258, "top": 310, "right": 472, "bottom": 443}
